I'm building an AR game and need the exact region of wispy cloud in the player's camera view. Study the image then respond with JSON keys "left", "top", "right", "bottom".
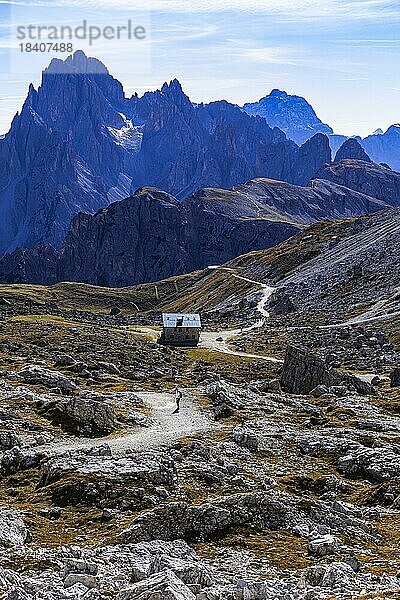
{"left": 233, "top": 46, "right": 301, "bottom": 66}
{"left": 0, "top": 0, "right": 399, "bottom": 138}
{"left": 151, "top": 22, "right": 219, "bottom": 42}
{"left": 2, "top": 0, "right": 400, "bottom": 19}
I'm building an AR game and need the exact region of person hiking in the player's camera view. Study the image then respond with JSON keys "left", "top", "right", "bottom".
{"left": 173, "top": 388, "right": 182, "bottom": 414}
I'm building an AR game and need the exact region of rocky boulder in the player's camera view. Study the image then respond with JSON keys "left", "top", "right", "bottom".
{"left": 128, "top": 540, "right": 214, "bottom": 589}
{"left": 119, "top": 492, "right": 289, "bottom": 544}
{"left": 205, "top": 381, "right": 244, "bottom": 419}
{"left": 118, "top": 569, "right": 196, "bottom": 600}
{"left": 308, "top": 533, "right": 339, "bottom": 557}
{"left": 233, "top": 428, "right": 259, "bottom": 452}
{"left": 390, "top": 367, "right": 400, "bottom": 387}
{"left": 18, "top": 365, "right": 77, "bottom": 394}
{"left": 337, "top": 445, "right": 400, "bottom": 482}
{"left": 36, "top": 397, "right": 117, "bottom": 437}
{"left": 267, "top": 291, "right": 296, "bottom": 315}
{"left": 280, "top": 346, "right": 378, "bottom": 396}
{"left": 0, "top": 509, "right": 31, "bottom": 548}
{"left": 301, "top": 561, "right": 357, "bottom": 589}
{"left": 37, "top": 448, "right": 177, "bottom": 509}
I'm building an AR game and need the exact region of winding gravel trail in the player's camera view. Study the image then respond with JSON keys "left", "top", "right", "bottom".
{"left": 41, "top": 390, "right": 217, "bottom": 456}
{"left": 199, "top": 329, "right": 281, "bottom": 363}
{"left": 202, "top": 266, "right": 280, "bottom": 362}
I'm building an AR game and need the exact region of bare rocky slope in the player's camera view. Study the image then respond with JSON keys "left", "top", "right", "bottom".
{"left": 0, "top": 206, "right": 399, "bottom": 599}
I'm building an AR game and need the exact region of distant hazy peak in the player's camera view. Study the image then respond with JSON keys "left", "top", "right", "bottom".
{"left": 269, "top": 89, "right": 289, "bottom": 98}
{"left": 243, "top": 88, "right": 333, "bottom": 146}
{"left": 385, "top": 123, "right": 400, "bottom": 134}
{"left": 45, "top": 50, "right": 109, "bottom": 75}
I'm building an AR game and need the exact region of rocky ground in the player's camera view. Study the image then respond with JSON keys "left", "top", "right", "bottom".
{"left": 0, "top": 282, "right": 399, "bottom": 600}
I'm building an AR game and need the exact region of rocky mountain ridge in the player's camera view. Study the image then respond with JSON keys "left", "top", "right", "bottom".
{"left": 243, "top": 89, "right": 400, "bottom": 170}
{"left": 2, "top": 50, "right": 400, "bottom": 264}
{"left": 0, "top": 169, "right": 392, "bottom": 287}
{"left": 316, "top": 158, "right": 400, "bottom": 206}
{"left": 0, "top": 52, "right": 334, "bottom": 258}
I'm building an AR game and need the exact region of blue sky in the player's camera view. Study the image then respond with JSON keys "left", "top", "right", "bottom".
{"left": 0, "top": 0, "right": 400, "bottom": 137}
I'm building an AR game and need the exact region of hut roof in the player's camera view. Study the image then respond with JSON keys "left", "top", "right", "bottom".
{"left": 162, "top": 313, "right": 201, "bottom": 328}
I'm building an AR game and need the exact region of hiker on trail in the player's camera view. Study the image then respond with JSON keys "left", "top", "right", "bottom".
{"left": 174, "top": 388, "right": 182, "bottom": 414}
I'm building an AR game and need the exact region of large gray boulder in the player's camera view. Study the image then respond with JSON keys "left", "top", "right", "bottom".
{"left": 0, "top": 509, "right": 31, "bottom": 548}
{"left": 233, "top": 428, "right": 259, "bottom": 452}
{"left": 338, "top": 445, "right": 400, "bottom": 482}
{"left": 36, "top": 397, "right": 116, "bottom": 437}
{"left": 301, "top": 562, "right": 357, "bottom": 589}
{"left": 308, "top": 534, "right": 339, "bottom": 557}
{"left": 119, "top": 492, "right": 289, "bottom": 544}
{"left": 127, "top": 540, "right": 214, "bottom": 588}
{"left": 267, "top": 290, "right": 296, "bottom": 315}
{"left": 280, "top": 346, "right": 377, "bottom": 396}
{"left": 18, "top": 365, "right": 77, "bottom": 394}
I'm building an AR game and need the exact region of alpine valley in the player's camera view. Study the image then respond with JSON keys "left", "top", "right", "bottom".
{"left": 0, "top": 50, "right": 400, "bottom": 600}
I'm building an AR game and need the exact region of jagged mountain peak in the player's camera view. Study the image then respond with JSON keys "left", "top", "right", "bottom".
{"left": 39, "top": 50, "right": 125, "bottom": 113}
{"left": 243, "top": 88, "right": 333, "bottom": 145}
{"left": 161, "top": 78, "right": 184, "bottom": 93}
{"left": 269, "top": 89, "right": 288, "bottom": 98}
{"left": 159, "top": 79, "right": 192, "bottom": 107}
{"left": 136, "top": 78, "right": 192, "bottom": 114}
{"left": 45, "top": 50, "right": 109, "bottom": 75}
{"left": 385, "top": 123, "right": 400, "bottom": 134}
{"left": 30, "top": 51, "right": 126, "bottom": 132}
{"left": 335, "top": 138, "right": 372, "bottom": 163}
